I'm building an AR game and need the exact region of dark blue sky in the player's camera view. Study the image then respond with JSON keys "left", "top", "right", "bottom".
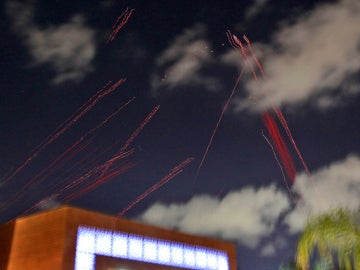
{"left": 1, "top": 0, "right": 360, "bottom": 269}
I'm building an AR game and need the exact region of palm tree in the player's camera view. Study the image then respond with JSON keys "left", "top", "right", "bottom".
{"left": 296, "top": 208, "right": 360, "bottom": 270}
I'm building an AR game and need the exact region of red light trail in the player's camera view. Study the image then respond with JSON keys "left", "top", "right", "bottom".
{"left": 107, "top": 8, "right": 134, "bottom": 43}
{"left": 1, "top": 5, "right": 314, "bottom": 223}
{"left": 118, "top": 157, "right": 195, "bottom": 217}
{"left": 29, "top": 96, "right": 135, "bottom": 192}
{"left": 98, "top": 105, "right": 160, "bottom": 180}
{"left": 196, "top": 66, "right": 244, "bottom": 177}
{"left": 263, "top": 112, "right": 297, "bottom": 183}
{"left": 198, "top": 30, "right": 311, "bottom": 199}
{"left": 1, "top": 7, "right": 191, "bottom": 222}
{"left": 261, "top": 130, "right": 295, "bottom": 202}
{"left": 57, "top": 148, "right": 135, "bottom": 199}
{"left": 119, "top": 105, "right": 160, "bottom": 153}
{"left": 272, "top": 107, "right": 311, "bottom": 177}
{"left": 196, "top": 31, "right": 260, "bottom": 177}
{"left": 0, "top": 92, "right": 135, "bottom": 213}
{"left": 226, "top": 31, "right": 259, "bottom": 80}
{"left": 2, "top": 79, "right": 126, "bottom": 186}
{"left": 243, "top": 34, "right": 266, "bottom": 79}
{"left": 196, "top": 31, "right": 265, "bottom": 177}
{"left": 240, "top": 32, "right": 311, "bottom": 189}
{"left": 63, "top": 161, "right": 138, "bottom": 203}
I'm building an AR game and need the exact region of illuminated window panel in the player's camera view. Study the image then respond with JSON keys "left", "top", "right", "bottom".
{"left": 170, "top": 243, "right": 184, "bottom": 266}
{"left": 75, "top": 226, "right": 229, "bottom": 270}
{"left": 206, "top": 250, "right": 219, "bottom": 269}
{"left": 95, "top": 229, "right": 112, "bottom": 256}
{"left": 128, "top": 235, "right": 143, "bottom": 260}
{"left": 143, "top": 238, "right": 158, "bottom": 263}
{"left": 183, "top": 245, "right": 196, "bottom": 268}
{"left": 218, "top": 253, "right": 230, "bottom": 270}
{"left": 195, "top": 248, "right": 207, "bottom": 269}
{"left": 112, "top": 232, "right": 128, "bottom": 258}
{"left": 157, "top": 240, "right": 171, "bottom": 264}
{"left": 76, "top": 228, "right": 95, "bottom": 253}
{"left": 74, "top": 251, "right": 95, "bottom": 270}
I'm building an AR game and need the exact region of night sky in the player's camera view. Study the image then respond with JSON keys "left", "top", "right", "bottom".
{"left": 1, "top": 0, "right": 360, "bottom": 269}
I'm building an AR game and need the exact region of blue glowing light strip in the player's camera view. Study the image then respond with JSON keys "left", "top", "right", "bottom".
{"left": 75, "top": 226, "right": 229, "bottom": 270}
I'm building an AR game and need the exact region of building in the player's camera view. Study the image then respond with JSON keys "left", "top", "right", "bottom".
{"left": 0, "top": 206, "right": 237, "bottom": 270}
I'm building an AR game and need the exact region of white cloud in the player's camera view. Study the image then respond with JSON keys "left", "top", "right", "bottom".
{"left": 260, "top": 242, "right": 276, "bottom": 256}
{"left": 285, "top": 154, "right": 360, "bottom": 233}
{"left": 260, "top": 236, "right": 287, "bottom": 256}
{"left": 5, "top": 0, "right": 34, "bottom": 30}
{"left": 245, "top": 0, "right": 269, "bottom": 20}
{"left": 134, "top": 153, "right": 360, "bottom": 260}
{"left": 101, "top": 0, "right": 116, "bottom": 9}
{"left": 6, "top": 0, "right": 97, "bottom": 84}
{"left": 231, "top": 0, "right": 360, "bottom": 112}
{"left": 151, "top": 24, "right": 220, "bottom": 96}
{"left": 139, "top": 184, "right": 290, "bottom": 248}
{"left": 138, "top": 154, "right": 360, "bottom": 255}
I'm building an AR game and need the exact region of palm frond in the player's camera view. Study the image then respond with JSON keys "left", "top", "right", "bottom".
{"left": 295, "top": 208, "right": 360, "bottom": 270}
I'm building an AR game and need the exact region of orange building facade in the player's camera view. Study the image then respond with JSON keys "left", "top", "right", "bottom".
{"left": 0, "top": 206, "right": 236, "bottom": 270}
